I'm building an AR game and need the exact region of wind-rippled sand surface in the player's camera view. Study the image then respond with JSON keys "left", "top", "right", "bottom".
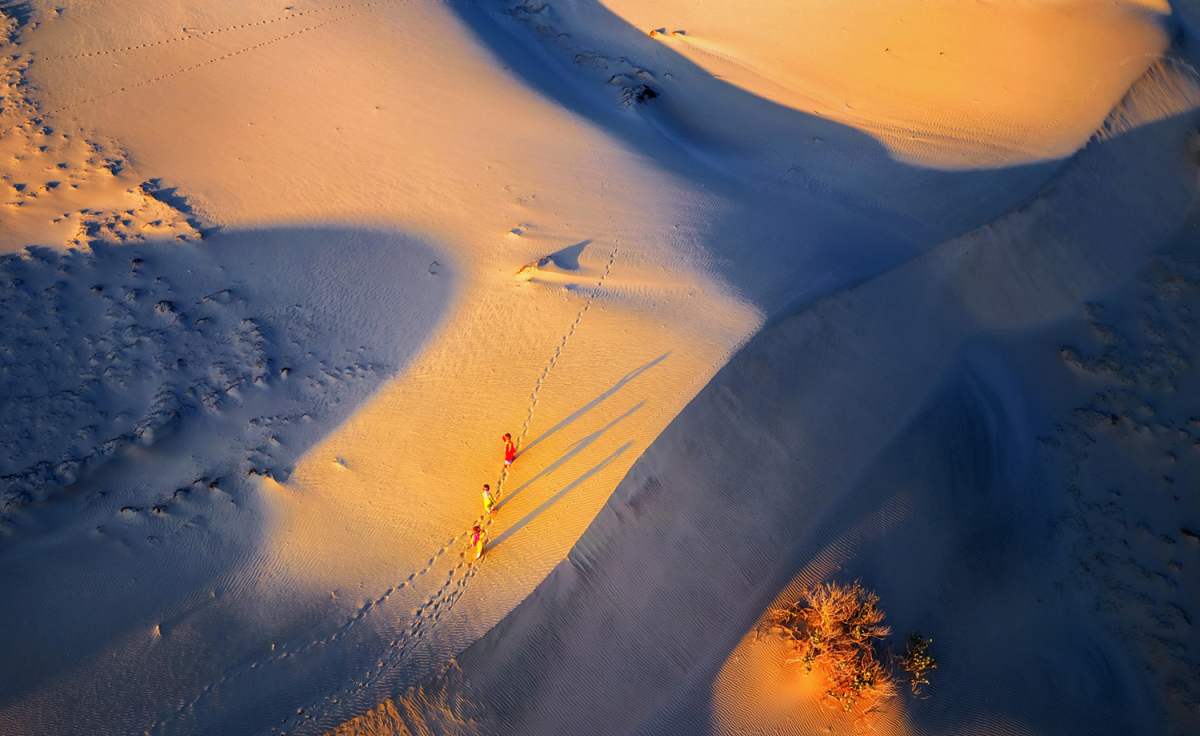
{"left": 1, "top": 2, "right": 1197, "bottom": 735}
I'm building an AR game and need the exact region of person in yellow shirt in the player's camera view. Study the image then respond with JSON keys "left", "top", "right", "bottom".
{"left": 481, "top": 483, "right": 497, "bottom": 515}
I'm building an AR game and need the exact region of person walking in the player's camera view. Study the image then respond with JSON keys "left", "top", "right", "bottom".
{"left": 502, "top": 432, "right": 517, "bottom": 467}
{"left": 471, "top": 524, "right": 486, "bottom": 559}
{"left": 481, "top": 483, "right": 497, "bottom": 515}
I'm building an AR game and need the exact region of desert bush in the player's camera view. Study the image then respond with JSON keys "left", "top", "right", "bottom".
{"left": 766, "top": 580, "right": 897, "bottom": 712}
{"left": 900, "top": 633, "right": 937, "bottom": 696}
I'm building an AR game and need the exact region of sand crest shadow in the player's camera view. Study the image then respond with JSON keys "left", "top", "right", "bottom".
{"left": 0, "top": 225, "right": 453, "bottom": 711}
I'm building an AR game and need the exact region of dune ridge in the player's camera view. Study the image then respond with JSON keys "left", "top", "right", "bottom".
{"left": 0, "top": 1, "right": 1197, "bottom": 734}
{"left": 330, "top": 39, "right": 1200, "bottom": 736}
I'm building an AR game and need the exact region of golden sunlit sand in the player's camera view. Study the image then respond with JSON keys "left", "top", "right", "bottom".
{"left": 617, "top": 0, "right": 1173, "bottom": 167}
{"left": 1, "top": 1, "right": 1199, "bottom": 735}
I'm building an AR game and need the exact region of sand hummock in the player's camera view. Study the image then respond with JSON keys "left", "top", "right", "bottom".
{"left": 1, "top": 1, "right": 1197, "bottom": 735}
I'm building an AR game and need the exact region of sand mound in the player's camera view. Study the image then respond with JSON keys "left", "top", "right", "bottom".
{"left": 0, "top": 227, "right": 451, "bottom": 734}
{"left": 3, "top": 0, "right": 1198, "bottom": 734}
{"left": 608, "top": 0, "right": 1173, "bottom": 168}
{"left": 0, "top": 14, "right": 201, "bottom": 253}
{"left": 330, "top": 52, "right": 1200, "bottom": 736}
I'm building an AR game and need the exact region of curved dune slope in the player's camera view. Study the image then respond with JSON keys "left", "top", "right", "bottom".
{"left": 6, "top": 2, "right": 758, "bottom": 732}
{"left": 602, "top": 0, "right": 1174, "bottom": 168}
{"left": 1, "top": 1, "right": 1196, "bottom": 734}
{"left": 335, "top": 57, "right": 1200, "bottom": 736}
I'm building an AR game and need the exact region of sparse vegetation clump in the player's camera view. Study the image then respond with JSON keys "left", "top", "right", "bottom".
{"left": 900, "top": 633, "right": 937, "bottom": 696}
{"left": 765, "top": 580, "right": 935, "bottom": 714}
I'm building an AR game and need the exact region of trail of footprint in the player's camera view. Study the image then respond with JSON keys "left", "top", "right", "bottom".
{"left": 39, "top": 3, "right": 352, "bottom": 62}
{"left": 500, "top": 245, "right": 621, "bottom": 493}
{"left": 143, "top": 530, "right": 469, "bottom": 735}
{"left": 314, "top": 533, "right": 471, "bottom": 644}
{"left": 147, "top": 237, "right": 620, "bottom": 733}
{"left": 46, "top": 0, "right": 397, "bottom": 116}
{"left": 272, "top": 554, "right": 477, "bottom": 733}
{"left": 468, "top": 244, "right": 620, "bottom": 549}
{"left": 273, "top": 243, "right": 623, "bottom": 732}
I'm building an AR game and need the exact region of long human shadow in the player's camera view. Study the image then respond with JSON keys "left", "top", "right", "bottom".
{"left": 446, "top": 0, "right": 1106, "bottom": 316}
{"left": 520, "top": 353, "right": 668, "bottom": 456}
{"left": 0, "top": 226, "right": 452, "bottom": 723}
{"left": 490, "top": 441, "right": 633, "bottom": 550}
{"left": 436, "top": 84, "right": 1200, "bottom": 735}
{"left": 500, "top": 400, "right": 643, "bottom": 511}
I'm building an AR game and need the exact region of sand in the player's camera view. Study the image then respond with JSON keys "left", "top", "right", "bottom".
{"left": 0, "top": 1, "right": 1197, "bottom": 735}
{"left": 607, "top": 0, "right": 1172, "bottom": 167}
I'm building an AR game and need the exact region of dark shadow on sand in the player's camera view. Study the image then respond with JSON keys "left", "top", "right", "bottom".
{"left": 432, "top": 36, "right": 1200, "bottom": 729}
{"left": 448, "top": 0, "right": 1078, "bottom": 315}
{"left": 499, "top": 400, "right": 643, "bottom": 511}
{"left": 490, "top": 441, "right": 633, "bottom": 550}
{"left": 520, "top": 353, "right": 668, "bottom": 456}
{"left": 0, "top": 225, "right": 452, "bottom": 718}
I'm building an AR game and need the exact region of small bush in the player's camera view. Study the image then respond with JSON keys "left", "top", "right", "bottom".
{"left": 766, "top": 581, "right": 936, "bottom": 714}
{"left": 766, "top": 580, "right": 897, "bottom": 712}
{"left": 900, "top": 633, "right": 937, "bottom": 696}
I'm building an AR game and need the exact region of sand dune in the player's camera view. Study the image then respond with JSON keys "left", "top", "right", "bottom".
{"left": 0, "top": 17, "right": 200, "bottom": 253}
{"left": 608, "top": 0, "right": 1173, "bottom": 167}
{"left": 338, "top": 54, "right": 1200, "bottom": 736}
{"left": 1, "top": 0, "right": 1198, "bottom": 735}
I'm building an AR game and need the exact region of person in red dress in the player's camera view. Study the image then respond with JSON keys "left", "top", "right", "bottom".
{"left": 502, "top": 432, "right": 517, "bottom": 466}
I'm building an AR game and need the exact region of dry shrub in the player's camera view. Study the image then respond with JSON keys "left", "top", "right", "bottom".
{"left": 900, "top": 633, "right": 937, "bottom": 696}
{"left": 766, "top": 580, "right": 897, "bottom": 713}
